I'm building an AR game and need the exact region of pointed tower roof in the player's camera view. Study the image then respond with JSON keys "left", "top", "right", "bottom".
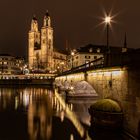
{"left": 31, "top": 14, "right": 38, "bottom": 31}
{"left": 45, "top": 10, "right": 50, "bottom": 17}
{"left": 43, "top": 10, "right": 51, "bottom": 27}
{"left": 33, "top": 15, "right": 37, "bottom": 20}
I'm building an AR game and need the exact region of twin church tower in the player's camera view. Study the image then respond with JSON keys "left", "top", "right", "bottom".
{"left": 28, "top": 11, "right": 54, "bottom": 72}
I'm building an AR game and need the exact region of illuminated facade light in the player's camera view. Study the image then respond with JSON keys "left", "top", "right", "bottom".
{"left": 71, "top": 52, "right": 74, "bottom": 56}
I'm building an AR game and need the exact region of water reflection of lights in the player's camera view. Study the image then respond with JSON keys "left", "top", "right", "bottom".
{"left": 28, "top": 94, "right": 52, "bottom": 140}
{"left": 15, "top": 96, "right": 18, "bottom": 110}
{"left": 0, "top": 89, "right": 14, "bottom": 110}
{"left": 54, "top": 90, "right": 85, "bottom": 138}
{"left": 0, "top": 88, "right": 53, "bottom": 111}
{"left": 60, "top": 110, "right": 65, "bottom": 122}
{"left": 70, "top": 134, "right": 74, "bottom": 140}
{"left": 23, "top": 93, "right": 30, "bottom": 107}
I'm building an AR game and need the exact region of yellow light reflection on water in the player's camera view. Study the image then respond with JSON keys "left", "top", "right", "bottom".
{"left": 15, "top": 96, "right": 18, "bottom": 110}
{"left": 54, "top": 90, "right": 85, "bottom": 138}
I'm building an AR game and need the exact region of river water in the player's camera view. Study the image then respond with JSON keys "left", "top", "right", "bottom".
{"left": 0, "top": 86, "right": 125, "bottom": 140}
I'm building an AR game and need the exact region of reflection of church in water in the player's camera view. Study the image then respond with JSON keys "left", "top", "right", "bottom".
{"left": 28, "top": 11, "right": 67, "bottom": 73}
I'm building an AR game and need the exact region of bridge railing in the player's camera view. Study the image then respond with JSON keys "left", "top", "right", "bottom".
{"left": 58, "top": 57, "right": 104, "bottom": 76}
{"left": 57, "top": 50, "right": 140, "bottom": 76}
{"left": 0, "top": 74, "right": 56, "bottom": 80}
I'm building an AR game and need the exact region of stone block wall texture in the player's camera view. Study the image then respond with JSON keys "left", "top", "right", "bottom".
{"left": 55, "top": 67, "right": 140, "bottom": 138}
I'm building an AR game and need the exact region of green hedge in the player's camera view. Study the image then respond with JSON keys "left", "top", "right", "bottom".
{"left": 90, "top": 99, "right": 122, "bottom": 112}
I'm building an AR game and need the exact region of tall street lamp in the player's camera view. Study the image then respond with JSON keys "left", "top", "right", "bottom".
{"left": 71, "top": 51, "right": 74, "bottom": 69}
{"left": 105, "top": 16, "right": 111, "bottom": 66}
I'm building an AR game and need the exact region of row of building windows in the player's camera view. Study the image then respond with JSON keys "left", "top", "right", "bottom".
{"left": 0, "top": 62, "right": 16, "bottom": 65}
{"left": 85, "top": 55, "right": 98, "bottom": 59}
{"left": 0, "top": 55, "right": 25, "bottom": 74}
{"left": 88, "top": 48, "right": 101, "bottom": 53}
{"left": 69, "top": 55, "right": 98, "bottom": 61}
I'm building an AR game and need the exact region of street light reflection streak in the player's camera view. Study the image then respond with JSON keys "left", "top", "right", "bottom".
{"left": 54, "top": 90, "right": 85, "bottom": 138}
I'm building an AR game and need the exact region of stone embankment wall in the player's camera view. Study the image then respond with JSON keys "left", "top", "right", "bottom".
{"left": 55, "top": 66, "right": 140, "bottom": 139}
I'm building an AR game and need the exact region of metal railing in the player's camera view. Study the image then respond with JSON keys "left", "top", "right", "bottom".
{"left": 58, "top": 57, "right": 104, "bottom": 76}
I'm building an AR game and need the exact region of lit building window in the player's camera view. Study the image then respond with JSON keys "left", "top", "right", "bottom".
{"left": 97, "top": 48, "right": 101, "bottom": 53}
{"left": 85, "top": 60, "right": 90, "bottom": 67}
{"left": 4, "top": 62, "right": 7, "bottom": 65}
{"left": 89, "top": 48, "right": 93, "bottom": 53}
{"left": 85, "top": 60, "right": 90, "bottom": 63}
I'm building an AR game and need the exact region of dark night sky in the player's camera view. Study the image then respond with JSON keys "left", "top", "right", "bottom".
{"left": 0, "top": 0, "right": 140, "bottom": 57}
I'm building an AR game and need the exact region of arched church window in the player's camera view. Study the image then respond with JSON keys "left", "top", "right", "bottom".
{"left": 43, "top": 39, "right": 45, "bottom": 44}
{"left": 34, "top": 42, "right": 40, "bottom": 50}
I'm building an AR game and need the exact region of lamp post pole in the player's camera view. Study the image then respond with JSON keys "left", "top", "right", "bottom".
{"left": 105, "top": 16, "right": 111, "bottom": 66}
{"left": 71, "top": 52, "right": 74, "bottom": 69}
{"left": 72, "top": 57, "right": 73, "bottom": 69}
{"left": 107, "top": 23, "right": 109, "bottom": 52}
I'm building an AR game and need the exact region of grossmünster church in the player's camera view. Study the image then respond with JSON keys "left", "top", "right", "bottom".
{"left": 28, "top": 11, "right": 67, "bottom": 73}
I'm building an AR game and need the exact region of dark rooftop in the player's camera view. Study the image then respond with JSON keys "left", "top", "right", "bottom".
{"left": 0, "top": 54, "right": 12, "bottom": 56}
{"left": 77, "top": 44, "right": 134, "bottom": 54}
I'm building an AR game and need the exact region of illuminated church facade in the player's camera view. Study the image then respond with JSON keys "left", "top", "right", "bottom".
{"left": 28, "top": 11, "right": 67, "bottom": 73}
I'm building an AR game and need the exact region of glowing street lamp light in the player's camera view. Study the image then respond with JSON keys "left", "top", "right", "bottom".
{"left": 105, "top": 16, "right": 111, "bottom": 24}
